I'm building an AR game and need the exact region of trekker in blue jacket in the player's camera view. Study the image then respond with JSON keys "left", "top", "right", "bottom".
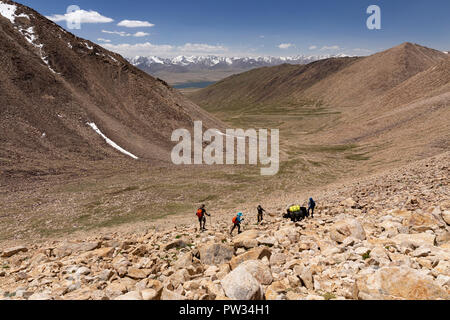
{"left": 308, "top": 198, "right": 316, "bottom": 218}
{"left": 230, "top": 212, "right": 244, "bottom": 235}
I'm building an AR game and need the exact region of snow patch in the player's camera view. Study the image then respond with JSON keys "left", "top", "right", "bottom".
{"left": 0, "top": 2, "right": 16, "bottom": 23}
{"left": 0, "top": 2, "right": 29, "bottom": 23}
{"left": 87, "top": 122, "right": 139, "bottom": 160}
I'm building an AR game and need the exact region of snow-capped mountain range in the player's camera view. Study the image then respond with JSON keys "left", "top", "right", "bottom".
{"left": 128, "top": 54, "right": 352, "bottom": 74}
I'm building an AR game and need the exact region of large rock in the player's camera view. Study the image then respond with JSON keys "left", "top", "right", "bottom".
{"left": 127, "top": 267, "right": 151, "bottom": 280}
{"left": 28, "top": 292, "right": 52, "bottom": 300}
{"left": 164, "top": 239, "right": 187, "bottom": 251}
{"left": 442, "top": 211, "right": 450, "bottom": 225}
{"left": 238, "top": 260, "right": 273, "bottom": 285}
{"left": 232, "top": 230, "right": 260, "bottom": 249}
{"left": 1, "top": 246, "right": 28, "bottom": 258}
{"left": 230, "top": 247, "right": 272, "bottom": 270}
{"left": 269, "top": 252, "right": 286, "bottom": 266}
{"left": 141, "top": 280, "right": 163, "bottom": 300}
{"left": 221, "top": 266, "right": 264, "bottom": 300}
{"left": 357, "top": 267, "right": 448, "bottom": 300}
{"left": 161, "top": 287, "right": 187, "bottom": 300}
{"left": 294, "top": 265, "right": 313, "bottom": 290}
{"left": 403, "top": 213, "right": 441, "bottom": 232}
{"left": 53, "top": 242, "right": 100, "bottom": 258}
{"left": 330, "top": 219, "right": 366, "bottom": 243}
{"left": 265, "top": 281, "right": 288, "bottom": 300}
{"left": 392, "top": 233, "right": 436, "bottom": 248}
{"left": 173, "top": 252, "right": 193, "bottom": 270}
{"left": 199, "top": 243, "right": 234, "bottom": 266}
{"left": 114, "top": 291, "right": 142, "bottom": 300}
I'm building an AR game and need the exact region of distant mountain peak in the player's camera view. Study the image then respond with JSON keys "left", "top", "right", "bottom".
{"left": 127, "top": 54, "right": 354, "bottom": 76}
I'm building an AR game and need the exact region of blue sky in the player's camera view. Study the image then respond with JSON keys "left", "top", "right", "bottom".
{"left": 18, "top": 0, "right": 450, "bottom": 57}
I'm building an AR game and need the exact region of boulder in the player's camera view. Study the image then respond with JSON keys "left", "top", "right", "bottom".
{"left": 357, "top": 267, "right": 448, "bottom": 300}
{"left": 392, "top": 233, "right": 436, "bottom": 248}
{"left": 141, "top": 288, "right": 160, "bottom": 301}
{"left": 114, "top": 291, "right": 142, "bottom": 300}
{"left": 173, "top": 252, "right": 193, "bottom": 270}
{"left": 164, "top": 239, "right": 187, "bottom": 251}
{"left": 28, "top": 292, "right": 52, "bottom": 300}
{"left": 294, "top": 265, "right": 313, "bottom": 290}
{"left": 53, "top": 242, "right": 100, "bottom": 258}
{"left": 221, "top": 267, "right": 264, "bottom": 300}
{"left": 230, "top": 247, "right": 271, "bottom": 270}
{"left": 269, "top": 252, "right": 287, "bottom": 266}
{"left": 265, "top": 281, "right": 288, "bottom": 300}
{"left": 257, "top": 236, "right": 277, "bottom": 247}
{"left": 127, "top": 267, "right": 151, "bottom": 280}
{"left": 238, "top": 260, "right": 273, "bottom": 285}
{"left": 442, "top": 211, "right": 450, "bottom": 225}
{"left": 161, "top": 287, "right": 187, "bottom": 300}
{"left": 199, "top": 243, "right": 234, "bottom": 266}
{"left": 232, "top": 230, "right": 260, "bottom": 249}
{"left": 330, "top": 219, "right": 366, "bottom": 243}
{"left": 403, "top": 213, "right": 441, "bottom": 232}
{"left": 1, "top": 246, "right": 28, "bottom": 258}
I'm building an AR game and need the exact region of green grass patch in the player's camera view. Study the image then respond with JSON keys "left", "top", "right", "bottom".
{"left": 322, "top": 292, "right": 336, "bottom": 300}
{"left": 362, "top": 250, "right": 371, "bottom": 260}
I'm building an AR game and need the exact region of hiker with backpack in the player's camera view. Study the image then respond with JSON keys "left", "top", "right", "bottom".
{"left": 196, "top": 204, "right": 211, "bottom": 231}
{"left": 257, "top": 205, "right": 266, "bottom": 224}
{"left": 230, "top": 212, "right": 244, "bottom": 235}
{"left": 308, "top": 198, "right": 316, "bottom": 218}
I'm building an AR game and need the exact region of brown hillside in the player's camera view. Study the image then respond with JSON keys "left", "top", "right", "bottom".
{"left": 190, "top": 42, "right": 447, "bottom": 111}
{"left": 189, "top": 57, "right": 360, "bottom": 111}
{"left": 0, "top": 0, "right": 223, "bottom": 177}
{"left": 303, "top": 42, "right": 448, "bottom": 107}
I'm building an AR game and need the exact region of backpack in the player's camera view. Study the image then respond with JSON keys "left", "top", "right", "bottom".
{"left": 197, "top": 209, "right": 203, "bottom": 218}
{"left": 290, "top": 205, "right": 300, "bottom": 213}
{"left": 232, "top": 216, "right": 238, "bottom": 224}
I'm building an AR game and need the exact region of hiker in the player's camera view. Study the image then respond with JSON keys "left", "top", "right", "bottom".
{"left": 257, "top": 205, "right": 266, "bottom": 224}
{"left": 230, "top": 212, "right": 244, "bottom": 235}
{"left": 284, "top": 204, "right": 307, "bottom": 222}
{"left": 196, "top": 204, "right": 210, "bottom": 231}
{"left": 308, "top": 198, "right": 316, "bottom": 218}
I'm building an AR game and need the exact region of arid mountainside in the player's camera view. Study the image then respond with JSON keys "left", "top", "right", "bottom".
{"left": 189, "top": 43, "right": 450, "bottom": 165}
{"left": 0, "top": 0, "right": 223, "bottom": 178}
{"left": 0, "top": 152, "right": 448, "bottom": 300}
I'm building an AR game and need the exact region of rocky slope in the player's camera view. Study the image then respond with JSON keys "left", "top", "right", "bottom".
{"left": 1, "top": 152, "right": 448, "bottom": 300}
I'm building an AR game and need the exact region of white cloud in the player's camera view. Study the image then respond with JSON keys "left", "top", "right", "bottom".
{"left": 278, "top": 43, "right": 293, "bottom": 49}
{"left": 102, "top": 42, "right": 174, "bottom": 57}
{"left": 46, "top": 10, "right": 113, "bottom": 24}
{"left": 102, "top": 30, "right": 131, "bottom": 37}
{"left": 102, "top": 30, "right": 150, "bottom": 37}
{"left": 309, "top": 45, "right": 317, "bottom": 50}
{"left": 97, "top": 38, "right": 111, "bottom": 43}
{"left": 178, "top": 43, "right": 226, "bottom": 53}
{"left": 101, "top": 42, "right": 228, "bottom": 57}
{"left": 117, "top": 20, "right": 155, "bottom": 28}
{"left": 320, "top": 45, "right": 340, "bottom": 51}
{"left": 133, "top": 32, "right": 150, "bottom": 37}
